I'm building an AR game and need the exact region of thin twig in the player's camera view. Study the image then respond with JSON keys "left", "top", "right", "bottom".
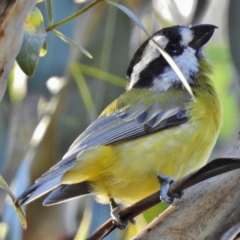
{"left": 46, "top": 0, "right": 103, "bottom": 32}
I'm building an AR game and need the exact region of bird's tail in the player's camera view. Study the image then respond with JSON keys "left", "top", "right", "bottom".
{"left": 15, "top": 176, "right": 62, "bottom": 206}
{"left": 16, "top": 176, "right": 90, "bottom": 206}
{"left": 42, "top": 182, "right": 90, "bottom": 206}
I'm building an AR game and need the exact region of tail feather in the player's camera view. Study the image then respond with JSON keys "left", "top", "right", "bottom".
{"left": 15, "top": 183, "right": 40, "bottom": 205}
{"left": 43, "top": 182, "right": 90, "bottom": 206}
{"left": 16, "top": 176, "right": 62, "bottom": 206}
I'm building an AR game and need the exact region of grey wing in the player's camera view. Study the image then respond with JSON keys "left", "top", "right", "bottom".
{"left": 69, "top": 107, "right": 187, "bottom": 152}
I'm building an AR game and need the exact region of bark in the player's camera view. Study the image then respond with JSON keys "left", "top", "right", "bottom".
{"left": 0, "top": 0, "right": 37, "bottom": 99}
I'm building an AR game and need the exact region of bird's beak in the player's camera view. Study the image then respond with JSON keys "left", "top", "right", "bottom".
{"left": 189, "top": 24, "right": 217, "bottom": 49}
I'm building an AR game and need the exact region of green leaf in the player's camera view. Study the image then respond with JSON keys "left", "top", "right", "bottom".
{"left": 0, "top": 175, "right": 27, "bottom": 229}
{"left": 151, "top": 39, "right": 195, "bottom": 101}
{"left": 106, "top": 1, "right": 150, "bottom": 37}
{"left": 71, "top": 64, "right": 97, "bottom": 121}
{"left": 73, "top": 63, "right": 125, "bottom": 87}
{"left": 16, "top": 7, "right": 47, "bottom": 76}
{"left": 40, "top": 41, "right": 47, "bottom": 57}
{"left": 52, "top": 30, "right": 93, "bottom": 59}
{"left": 45, "top": 0, "right": 53, "bottom": 25}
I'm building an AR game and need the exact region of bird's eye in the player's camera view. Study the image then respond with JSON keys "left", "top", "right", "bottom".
{"left": 166, "top": 42, "right": 181, "bottom": 54}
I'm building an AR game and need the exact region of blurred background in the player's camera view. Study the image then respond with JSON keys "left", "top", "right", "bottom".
{"left": 0, "top": 0, "right": 240, "bottom": 239}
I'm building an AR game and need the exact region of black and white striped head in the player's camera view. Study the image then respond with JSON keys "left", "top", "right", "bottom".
{"left": 126, "top": 24, "right": 217, "bottom": 91}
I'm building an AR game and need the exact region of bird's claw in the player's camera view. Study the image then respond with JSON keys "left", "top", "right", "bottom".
{"left": 111, "top": 206, "right": 129, "bottom": 230}
{"left": 157, "top": 173, "right": 183, "bottom": 204}
{"left": 110, "top": 198, "right": 136, "bottom": 230}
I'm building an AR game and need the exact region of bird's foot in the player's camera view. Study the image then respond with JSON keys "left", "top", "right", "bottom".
{"left": 110, "top": 198, "right": 136, "bottom": 230}
{"left": 111, "top": 206, "right": 128, "bottom": 230}
{"left": 157, "top": 173, "right": 183, "bottom": 204}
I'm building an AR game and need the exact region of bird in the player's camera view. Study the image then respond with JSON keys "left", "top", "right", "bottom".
{"left": 16, "top": 24, "right": 222, "bottom": 228}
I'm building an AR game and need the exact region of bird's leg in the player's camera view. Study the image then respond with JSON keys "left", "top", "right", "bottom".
{"left": 157, "top": 173, "right": 183, "bottom": 204}
{"left": 109, "top": 197, "right": 128, "bottom": 230}
{"left": 109, "top": 197, "right": 136, "bottom": 230}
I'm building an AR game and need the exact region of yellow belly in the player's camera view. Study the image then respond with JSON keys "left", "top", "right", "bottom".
{"left": 62, "top": 90, "right": 222, "bottom": 205}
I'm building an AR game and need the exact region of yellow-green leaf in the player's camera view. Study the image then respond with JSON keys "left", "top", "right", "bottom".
{"left": 0, "top": 175, "right": 27, "bottom": 229}
{"left": 52, "top": 30, "right": 92, "bottom": 59}
{"left": 45, "top": 0, "right": 53, "bottom": 25}
{"left": 16, "top": 7, "right": 47, "bottom": 76}
{"left": 71, "top": 64, "right": 97, "bottom": 121}
{"left": 40, "top": 41, "right": 47, "bottom": 57}
{"left": 73, "top": 63, "right": 125, "bottom": 87}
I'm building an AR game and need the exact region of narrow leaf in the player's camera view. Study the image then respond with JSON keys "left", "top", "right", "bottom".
{"left": 151, "top": 39, "right": 195, "bottom": 101}
{"left": 106, "top": 1, "right": 150, "bottom": 37}
{"left": 71, "top": 64, "right": 97, "bottom": 121}
{"left": 52, "top": 30, "right": 93, "bottom": 59}
{"left": 74, "top": 63, "right": 125, "bottom": 87}
{"left": 0, "top": 175, "right": 27, "bottom": 229}
{"left": 45, "top": 0, "right": 53, "bottom": 25}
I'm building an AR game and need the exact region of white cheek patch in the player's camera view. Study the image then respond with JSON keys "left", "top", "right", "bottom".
{"left": 151, "top": 47, "right": 198, "bottom": 91}
{"left": 127, "top": 35, "right": 169, "bottom": 90}
{"left": 180, "top": 28, "right": 193, "bottom": 46}
{"left": 154, "top": 35, "right": 169, "bottom": 48}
